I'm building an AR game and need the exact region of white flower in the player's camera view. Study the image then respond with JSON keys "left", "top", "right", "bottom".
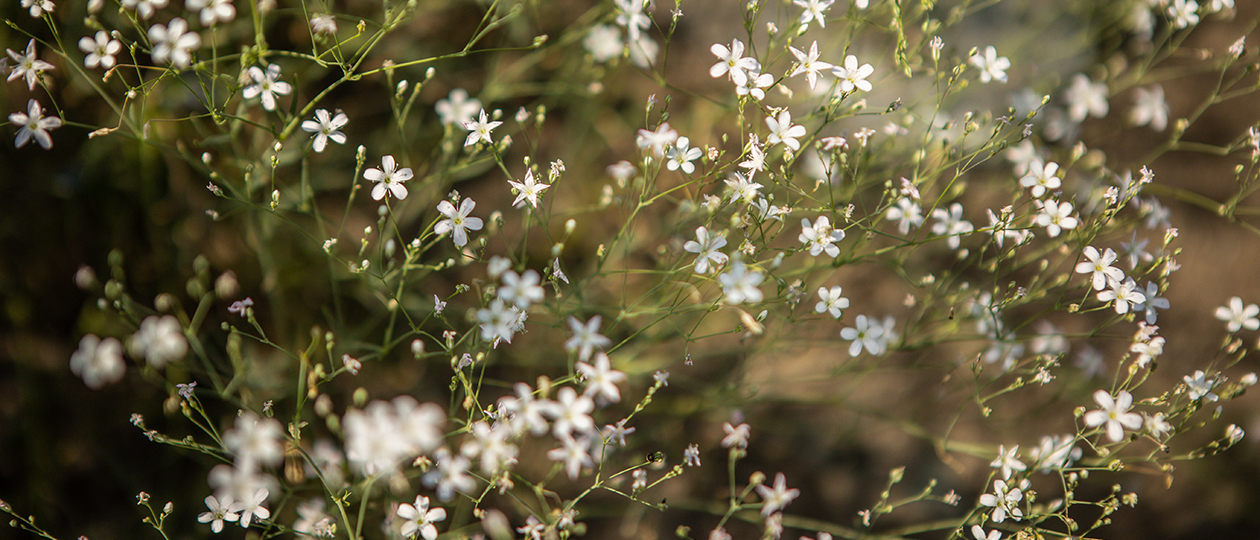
{"left": 971, "top": 525, "right": 1001, "bottom": 540}
{"left": 970, "top": 46, "right": 1010, "bottom": 83}
{"left": 423, "top": 448, "right": 477, "bottom": 501}
{"left": 885, "top": 198, "right": 923, "bottom": 234}
{"left": 123, "top": 0, "right": 168, "bottom": 19}
{"left": 815, "top": 286, "right": 850, "bottom": 318}
{"left": 614, "top": 0, "right": 650, "bottom": 42}
{"left": 666, "top": 136, "right": 703, "bottom": 174}
{"left": 584, "top": 24, "right": 624, "bottom": 62}
{"left": 128, "top": 315, "right": 187, "bottom": 368}
{"left": 549, "top": 386, "right": 595, "bottom": 438}
{"left": 242, "top": 63, "right": 292, "bottom": 111}
{"left": 1183, "top": 370, "right": 1219, "bottom": 402}
{"left": 799, "top": 216, "right": 845, "bottom": 257}
{"left": 363, "top": 155, "right": 413, "bottom": 200}
{"left": 547, "top": 434, "right": 594, "bottom": 479}
{"left": 460, "top": 109, "right": 503, "bottom": 147}
{"left": 1130, "top": 335, "right": 1165, "bottom": 368}
{"left": 397, "top": 495, "right": 446, "bottom": 540}
{"left": 766, "top": 110, "right": 807, "bottom": 151}
{"left": 197, "top": 495, "right": 240, "bottom": 533}
{"left": 476, "top": 299, "right": 517, "bottom": 345}
{"left": 789, "top": 41, "right": 833, "bottom": 90}
{"left": 989, "top": 445, "right": 1026, "bottom": 480}
{"left": 310, "top": 13, "right": 338, "bottom": 35}
{"left": 1168, "top": 0, "right": 1200, "bottom": 28}
{"left": 79, "top": 31, "right": 122, "bottom": 70}
{"left": 1075, "top": 246, "right": 1124, "bottom": 291}
{"left": 719, "top": 261, "right": 764, "bottom": 304}
{"left": 929, "top": 202, "right": 974, "bottom": 249}
{"left": 1063, "top": 74, "right": 1109, "bottom": 122}
{"left": 1134, "top": 282, "right": 1169, "bottom": 325}
{"left": 434, "top": 198, "right": 483, "bottom": 247}
{"left": 462, "top": 421, "right": 518, "bottom": 474}
{"left": 149, "top": 18, "right": 202, "bottom": 69}
{"left": 1214, "top": 296, "right": 1260, "bottom": 332}
{"left": 1083, "top": 390, "right": 1143, "bottom": 443}
{"left": 1028, "top": 435, "right": 1081, "bottom": 472}
{"left": 793, "top": 0, "right": 835, "bottom": 29}
{"left": 9, "top": 99, "right": 62, "bottom": 150}
{"left": 722, "top": 422, "right": 751, "bottom": 448}
{"left": 577, "top": 352, "right": 626, "bottom": 405}
{"left": 683, "top": 443, "right": 701, "bottom": 466}
{"left": 6, "top": 40, "right": 55, "bottom": 91}
{"left": 1130, "top": 85, "right": 1169, "bottom": 131}
{"left": 840, "top": 315, "right": 885, "bottom": 357}
{"left": 186, "top": 0, "right": 236, "bottom": 26}
{"left": 223, "top": 411, "right": 284, "bottom": 467}
{"left": 684, "top": 226, "right": 729, "bottom": 274}
{"left": 301, "top": 109, "right": 349, "bottom": 153}
{"left": 636, "top": 122, "right": 678, "bottom": 156}
{"left": 736, "top": 71, "right": 775, "bottom": 101}
{"left": 978, "top": 479, "right": 1023, "bottom": 523}
{"left": 725, "top": 171, "right": 764, "bottom": 204}
{"left": 832, "top": 54, "right": 874, "bottom": 93}
{"left": 436, "top": 89, "right": 482, "bottom": 126}
{"left": 1019, "top": 160, "right": 1061, "bottom": 198}
{"left": 235, "top": 488, "right": 270, "bottom": 528}
{"left": 70, "top": 334, "right": 126, "bottom": 389}
{"left": 1034, "top": 199, "right": 1078, "bottom": 238}
{"left": 507, "top": 169, "right": 551, "bottom": 208}
{"left": 755, "top": 473, "right": 800, "bottom": 516}
{"left": 21, "top": 0, "right": 54, "bottom": 17}
{"left": 565, "top": 315, "right": 611, "bottom": 362}
{"left": 709, "top": 38, "right": 760, "bottom": 86}
{"left": 1097, "top": 278, "right": 1146, "bottom": 314}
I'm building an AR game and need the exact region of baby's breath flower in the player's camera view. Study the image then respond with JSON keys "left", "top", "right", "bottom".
{"left": 460, "top": 109, "right": 502, "bottom": 147}
{"left": 1083, "top": 390, "right": 1143, "bottom": 442}
{"left": 148, "top": 18, "right": 202, "bottom": 69}
{"left": 970, "top": 46, "right": 1010, "bottom": 83}
{"left": 1214, "top": 296, "right": 1259, "bottom": 332}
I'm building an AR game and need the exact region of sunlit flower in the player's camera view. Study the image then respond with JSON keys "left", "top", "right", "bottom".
{"left": 6, "top": 40, "right": 55, "bottom": 91}
{"left": 507, "top": 169, "right": 551, "bottom": 208}
{"left": 1130, "top": 85, "right": 1169, "bottom": 131}
{"left": 397, "top": 495, "right": 446, "bottom": 540}
{"left": 363, "top": 155, "right": 413, "bottom": 200}
{"left": 242, "top": 63, "right": 292, "bottom": 111}
{"left": 197, "top": 495, "right": 239, "bottom": 533}
{"left": 187, "top": 0, "right": 236, "bottom": 26}
{"left": 719, "top": 260, "right": 764, "bottom": 304}
{"left": 815, "top": 286, "right": 850, "bottom": 318}
{"left": 709, "top": 38, "right": 760, "bottom": 86}
{"left": 789, "top": 41, "right": 832, "bottom": 90}
{"left": 765, "top": 110, "right": 806, "bottom": 151}
{"left": 460, "top": 109, "right": 503, "bottom": 147}
{"left": 833, "top": 54, "right": 874, "bottom": 93}
{"left": 301, "top": 109, "right": 348, "bottom": 153}
{"left": 970, "top": 46, "right": 1010, "bottom": 83}
{"left": 70, "top": 334, "right": 126, "bottom": 389}
{"left": 684, "top": 226, "right": 729, "bottom": 274}
{"left": 149, "top": 18, "right": 202, "bottom": 69}
{"left": 1083, "top": 390, "right": 1143, "bottom": 442}
{"left": 1214, "top": 296, "right": 1259, "bottom": 332}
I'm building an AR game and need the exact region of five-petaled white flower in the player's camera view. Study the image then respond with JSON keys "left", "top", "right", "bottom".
{"left": 1168, "top": 0, "right": 1200, "bottom": 29}
{"left": 1098, "top": 278, "right": 1146, "bottom": 314}
{"left": 187, "top": 0, "right": 236, "bottom": 26}
{"left": 363, "top": 155, "right": 413, "bottom": 200}
{"left": 978, "top": 479, "right": 1023, "bottom": 523}
{"left": 885, "top": 198, "right": 923, "bottom": 234}
{"left": 507, "top": 169, "right": 551, "bottom": 208}
{"left": 719, "top": 260, "right": 764, "bottom": 304}
{"left": 1130, "top": 85, "right": 1169, "bottom": 131}
{"left": 755, "top": 472, "right": 800, "bottom": 516}
{"left": 21, "top": 0, "right": 54, "bottom": 17}
{"left": 799, "top": 216, "right": 845, "bottom": 257}
{"left": 397, "top": 495, "right": 447, "bottom": 540}
{"left": 236, "top": 488, "right": 270, "bottom": 528}
{"left": 436, "top": 88, "right": 482, "bottom": 126}
{"left": 242, "top": 63, "right": 292, "bottom": 111}
{"left": 722, "top": 422, "right": 751, "bottom": 448}
{"left": 971, "top": 525, "right": 1002, "bottom": 540}
{"left": 970, "top": 46, "right": 1010, "bottom": 84}
{"left": 197, "top": 495, "right": 240, "bottom": 533}
{"left": 577, "top": 352, "right": 626, "bottom": 404}
{"left": 9, "top": 99, "right": 62, "bottom": 150}
{"left": 1083, "top": 390, "right": 1143, "bottom": 443}
{"left": 123, "top": 0, "right": 169, "bottom": 19}
{"left": 1019, "top": 160, "right": 1061, "bottom": 198}
{"left": 70, "top": 334, "right": 125, "bottom": 388}
{"left": 840, "top": 314, "right": 885, "bottom": 357}
{"left": 565, "top": 315, "right": 611, "bottom": 361}
{"left": 684, "top": 226, "right": 729, "bottom": 274}
{"left": 461, "top": 108, "right": 503, "bottom": 147}
{"left": 1063, "top": 73, "right": 1109, "bottom": 123}
{"left": 793, "top": 0, "right": 835, "bottom": 29}
{"left": 666, "top": 136, "right": 703, "bottom": 174}
{"left": 815, "top": 286, "right": 850, "bottom": 318}
{"left": 989, "top": 445, "right": 1027, "bottom": 480}
{"left": 1075, "top": 246, "right": 1124, "bottom": 291}
{"left": 929, "top": 202, "right": 974, "bottom": 249}
{"left": 636, "top": 122, "right": 678, "bottom": 157}
{"left": 725, "top": 171, "right": 764, "bottom": 204}
{"left": 789, "top": 41, "right": 833, "bottom": 90}
{"left": 1183, "top": 370, "right": 1219, "bottom": 402}
{"left": 301, "top": 109, "right": 349, "bottom": 152}
{"left": 709, "top": 39, "right": 760, "bottom": 86}
{"left": 766, "top": 110, "right": 807, "bottom": 151}
{"left": 149, "top": 18, "right": 202, "bottom": 69}
{"left": 6, "top": 39, "right": 55, "bottom": 91}
{"left": 79, "top": 31, "right": 122, "bottom": 70}
{"left": 434, "top": 198, "right": 484, "bottom": 247}
{"left": 833, "top": 54, "right": 874, "bottom": 93}
{"left": 1214, "top": 296, "right": 1259, "bottom": 332}
{"left": 1035, "top": 199, "right": 1078, "bottom": 238}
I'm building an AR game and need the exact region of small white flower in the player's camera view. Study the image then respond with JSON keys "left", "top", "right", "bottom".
{"left": 684, "top": 226, "right": 729, "bottom": 274}
{"left": 815, "top": 286, "right": 850, "bottom": 318}
{"left": 128, "top": 315, "right": 188, "bottom": 368}
{"left": 9, "top": 99, "right": 62, "bottom": 150}
{"left": 242, "top": 63, "right": 292, "bottom": 111}
{"left": 885, "top": 198, "right": 923, "bottom": 234}
{"left": 1183, "top": 370, "right": 1219, "bottom": 402}
{"left": 436, "top": 89, "right": 482, "bottom": 126}
{"left": 970, "top": 46, "right": 1010, "bottom": 83}
{"left": 1083, "top": 390, "right": 1143, "bottom": 443}
{"left": 832, "top": 54, "right": 874, "bottom": 93}
{"left": 683, "top": 443, "right": 701, "bottom": 466}
{"left": 1063, "top": 74, "right": 1109, "bottom": 123}
{"left": 989, "top": 445, "right": 1026, "bottom": 480}
{"left": 929, "top": 202, "right": 974, "bottom": 249}
{"left": 1168, "top": 0, "right": 1200, "bottom": 28}
{"left": 565, "top": 316, "right": 611, "bottom": 362}
{"left": 1034, "top": 199, "right": 1078, "bottom": 238}
{"left": 1097, "top": 278, "right": 1146, "bottom": 314}
{"left": 396, "top": 495, "right": 446, "bottom": 540}
{"left": 719, "top": 260, "right": 764, "bottom": 305}
{"left": 725, "top": 172, "right": 764, "bottom": 204}
{"left": 754, "top": 473, "right": 800, "bottom": 516}
{"left": 186, "top": 0, "right": 236, "bottom": 26}
{"left": 978, "top": 479, "right": 1023, "bottom": 523}
{"left": 840, "top": 315, "right": 885, "bottom": 356}
{"left": 236, "top": 488, "right": 270, "bottom": 528}
{"left": 636, "top": 122, "right": 678, "bottom": 156}
{"left": 149, "top": 18, "right": 202, "bottom": 69}
{"left": 1019, "top": 160, "right": 1061, "bottom": 198}
{"left": 434, "top": 198, "right": 484, "bottom": 247}
{"left": 363, "top": 155, "right": 413, "bottom": 200}
{"left": 1130, "top": 85, "right": 1169, "bottom": 131}
{"left": 79, "top": 31, "right": 122, "bottom": 70}
{"left": 765, "top": 110, "right": 806, "bottom": 151}
{"left": 507, "top": 169, "right": 551, "bottom": 208}
{"left": 666, "top": 136, "right": 703, "bottom": 174}
{"left": 499, "top": 269, "right": 544, "bottom": 309}
{"left": 709, "top": 38, "right": 761, "bottom": 86}
{"left": 460, "top": 109, "right": 503, "bottom": 147}
{"left": 793, "top": 0, "right": 835, "bottom": 29}
{"left": 123, "top": 0, "right": 168, "bottom": 19}
{"left": 197, "top": 495, "right": 240, "bottom": 533}
{"left": 799, "top": 216, "right": 845, "bottom": 258}
{"left": 21, "top": 0, "right": 55, "bottom": 17}
{"left": 1214, "top": 296, "right": 1260, "bottom": 332}
{"left": 722, "top": 422, "right": 750, "bottom": 449}
{"left": 301, "top": 109, "right": 349, "bottom": 153}
{"left": 788, "top": 41, "right": 833, "bottom": 90}
{"left": 6, "top": 39, "right": 55, "bottom": 91}
{"left": 1075, "top": 246, "right": 1125, "bottom": 291}
{"left": 70, "top": 334, "right": 126, "bottom": 389}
